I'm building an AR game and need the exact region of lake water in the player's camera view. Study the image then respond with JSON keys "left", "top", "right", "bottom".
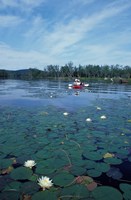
{"left": 0, "top": 79, "right": 131, "bottom": 200}
{"left": 0, "top": 79, "right": 131, "bottom": 109}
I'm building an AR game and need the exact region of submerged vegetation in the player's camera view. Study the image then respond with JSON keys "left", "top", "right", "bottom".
{"left": 0, "top": 62, "right": 131, "bottom": 82}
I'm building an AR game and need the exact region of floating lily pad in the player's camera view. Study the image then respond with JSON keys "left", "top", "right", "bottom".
{"left": 95, "top": 162, "right": 110, "bottom": 173}
{"left": 92, "top": 186, "right": 123, "bottom": 200}
{"left": 106, "top": 167, "right": 123, "bottom": 180}
{"left": 70, "top": 165, "right": 86, "bottom": 176}
{"left": 16, "top": 155, "right": 32, "bottom": 164}
{"left": 32, "top": 191, "right": 57, "bottom": 200}
{"left": 60, "top": 184, "right": 90, "bottom": 198}
{"left": 75, "top": 175, "right": 98, "bottom": 191}
{"left": 128, "top": 156, "right": 131, "bottom": 162}
{"left": 104, "top": 157, "right": 122, "bottom": 165}
{"left": 83, "top": 151, "right": 103, "bottom": 161}
{"left": 53, "top": 158, "right": 68, "bottom": 168}
{"left": 29, "top": 175, "right": 38, "bottom": 182}
{"left": 83, "top": 144, "right": 97, "bottom": 151}
{"left": 53, "top": 172, "right": 74, "bottom": 187}
{"left": 10, "top": 167, "right": 33, "bottom": 180}
{"left": 36, "top": 166, "right": 56, "bottom": 175}
{"left": 119, "top": 183, "right": 131, "bottom": 200}
{"left": 0, "top": 191, "right": 20, "bottom": 200}
{"left": 116, "top": 153, "right": 128, "bottom": 159}
{"left": 20, "top": 181, "right": 40, "bottom": 194}
{"left": 87, "top": 181, "right": 97, "bottom": 191}
{"left": 4, "top": 181, "right": 21, "bottom": 191}
{"left": 117, "top": 148, "right": 129, "bottom": 155}
{"left": 0, "top": 159, "right": 13, "bottom": 169}
{"left": 87, "top": 169, "right": 102, "bottom": 177}
{"left": 71, "top": 159, "right": 86, "bottom": 167}
{"left": 35, "top": 150, "right": 52, "bottom": 159}
{"left": 84, "top": 160, "right": 96, "bottom": 169}
{"left": 76, "top": 175, "right": 94, "bottom": 184}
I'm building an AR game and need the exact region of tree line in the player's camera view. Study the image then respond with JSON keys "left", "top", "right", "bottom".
{"left": 0, "top": 62, "right": 131, "bottom": 80}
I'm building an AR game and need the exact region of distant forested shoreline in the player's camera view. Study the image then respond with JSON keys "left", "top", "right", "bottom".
{"left": 0, "top": 63, "right": 131, "bottom": 82}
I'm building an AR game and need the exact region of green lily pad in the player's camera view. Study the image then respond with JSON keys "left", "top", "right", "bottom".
{"left": 83, "top": 151, "right": 103, "bottom": 161}
{"left": 0, "top": 191, "right": 20, "bottom": 200}
{"left": 4, "top": 181, "right": 21, "bottom": 191}
{"left": 10, "top": 167, "right": 33, "bottom": 180}
{"left": 117, "top": 148, "right": 129, "bottom": 155}
{"left": 53, "top": 158, "right": 68, "bottom": 168}
{"left": 53, "top": 172, "right": 74, "bottom": 187}
{"left": 87, "top": 169, "right": 102, "bottom": 177}
{"left": 35, "top": 150, "right": 52, "bottom": 159}
{"left": 106, "top": 167, "right": 123, "bottom": 180}
{"left": 0, "top": 159, "right": 13, "bottom": 169}
{"left": 128, "top": 156, "right": 131, "bottom": 162}
{"left": 36, "top": 166, "right": 56, "bottom": 175}
{"left": 29, "top": 175, "right": 38, "bottom": 182}
{"left": 20, "top": 181, "right": 40, "bottom": 194}
{"left": 32, "top": 191, "right": 57, "bottom": 200}
{"left": 116, "top": 153, "right": 128, "bottom": 159}
{"left": 16, "top": 155, "right": 32, "bottom": 164}
{"left": 71, "top": 159, "right": 85, "bottom": 167}
{"left": 83, "top": 144, "right": 97, "bottom": 151}
{"left": 95, "top": 162, "right": 110, "bottom": 173}
{"left": 119, "top": 183, "right": 131, "bottom": 200}
{"left": 92, "top": 186, "right": 123, "bottom": 200}
{"left": 70, "top": 165, "right": 86, "bottom": 176}
{"left": 60, "top": 184, "right": 90, "bottom": 198}
{"left": 104, "top": 157, "right": 122, "bottom": 165}
{"left": 84, "top": 160, "right": 96, "bottom": 169}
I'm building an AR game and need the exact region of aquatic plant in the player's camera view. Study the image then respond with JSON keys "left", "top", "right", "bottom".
{"left": 24, "top": 160, "right": 36, "bottom": 169}
{"left": 38, "top": 176, "right": 53, "bottom": 190}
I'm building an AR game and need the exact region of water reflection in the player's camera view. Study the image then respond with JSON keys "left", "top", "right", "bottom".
{"left": 0, "top": 79, "right": 131, "bottom": 109}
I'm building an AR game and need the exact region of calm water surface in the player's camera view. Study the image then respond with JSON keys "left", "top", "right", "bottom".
{"left": 0, "top": 79, "right": 131, "bottom": 200}
{"left": 0, "top": 79, "right": 131, "bottom": 109}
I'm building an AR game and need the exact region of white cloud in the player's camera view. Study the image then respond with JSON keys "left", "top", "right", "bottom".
{"left": 24, "top": 16, "right": 45, "bottom": 38}
{"left": 0, "top": 43, "right": 55, "bottom": 70}
{"left": 0, "top": 0, "right": 45, "bottom": 12}
{"left": 0, "top": 0, "right": 131, "bottom": 69}
{"left": 0, "top": 0, "right": 18, "bottom": 8}
{"left": 0, "top": 0, "right": 45, "bottom": 8}
{"left": 22, "top": 0, "right": 45, "bottom": 7}
{"left": 71, "top": 0, "right": 96, "bottom": 6}
{"left": 0, "top": 15, "right": 23, "bottom": 27}
{"left": 38, "top": 0, "right": 131, "bottom": 57}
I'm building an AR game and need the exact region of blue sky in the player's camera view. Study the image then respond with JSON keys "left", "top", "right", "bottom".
{"left": 0, "top": 0, "right": 131, "bottom": 70}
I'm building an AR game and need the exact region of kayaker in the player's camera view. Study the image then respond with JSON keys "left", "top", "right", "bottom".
{"left": 74, "top": 79, "right": 81, "bottom": 85}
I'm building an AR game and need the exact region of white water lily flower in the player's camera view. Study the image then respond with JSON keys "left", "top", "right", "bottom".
{"left": 24, "top": 160, "right": 36, "bottom": 168}
{"left": 96, "top": 106, "right": 101, "bottom": 110}
{"left": 86, "top": 118, "right": 92, "bottom": 122}
{"left": 38, "top": 176, "right": 53, "bottom": 190}
{"left": 63, "top": 112, "right": 69, "bottom": 116}
{"left": 100, "top": 115, "right": 106, "bottom": 119}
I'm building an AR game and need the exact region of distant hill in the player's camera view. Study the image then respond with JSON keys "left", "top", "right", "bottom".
{"left": 0, "top": 64, "right": 131, "bottom": 81}
{"left": 0, "top": 68, "right": 44, "bottom": 79}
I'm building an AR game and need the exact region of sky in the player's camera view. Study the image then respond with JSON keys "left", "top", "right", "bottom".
{"left": 0, "top": 0, "right": 131, "bottom": 70}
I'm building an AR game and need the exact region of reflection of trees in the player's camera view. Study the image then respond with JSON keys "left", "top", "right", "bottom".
{"left": 0, "top": 63, "right": 131, "bottom": 80}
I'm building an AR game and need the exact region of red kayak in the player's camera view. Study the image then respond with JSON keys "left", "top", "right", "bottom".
{"left": 72, "top": 84, "right": 84, "bottom": 89}
{"left": 68, "top": 83, "right": 89, "bottom": 89}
